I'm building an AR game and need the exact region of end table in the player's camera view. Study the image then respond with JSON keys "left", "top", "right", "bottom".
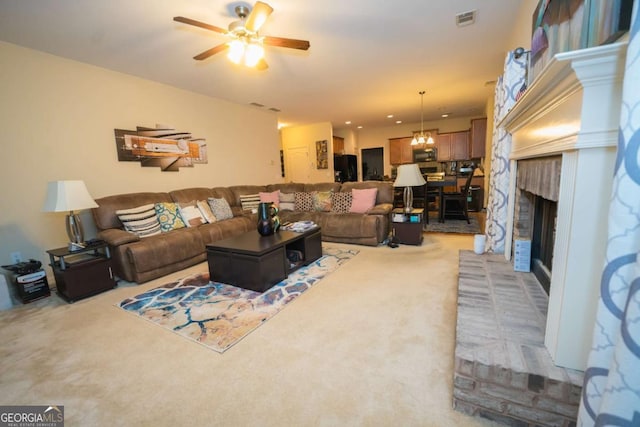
{"left": 46, "top": 242, "right": 117, "bottom": 302}
{"left": 391, "top": 208, "right": 424, "bottom": 245}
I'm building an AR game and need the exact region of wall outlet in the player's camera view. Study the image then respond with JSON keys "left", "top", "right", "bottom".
{"left": 10, "top": 252, "right": 22, "bottom": 264}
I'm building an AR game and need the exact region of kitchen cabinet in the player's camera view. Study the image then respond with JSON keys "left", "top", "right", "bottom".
{"left": 451, "top": 131, "right": 470, "bottom": 160}
{"left": 333, "top": 136, "right": 345, "bottom": 155}
{"left": 436, "top": 131, "right": 469, "bottom": 161}
{"left": 389, "top": 137, "right": 414, "bottom": 165}
{"left": 470, "top": 118, "right": 487, "bottom": 158}
{"left": 436, "top": 133, "right": 451, "bottom": 161}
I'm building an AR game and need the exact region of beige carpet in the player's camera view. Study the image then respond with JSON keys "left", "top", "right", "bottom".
{"left": 0, "top": 234, "right": 499, "bottom": 426}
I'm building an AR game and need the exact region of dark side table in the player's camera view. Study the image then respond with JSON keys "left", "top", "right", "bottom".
{"left": 46, "top": 242, "right": 117, "bottom": 302}
{"left": 391, "top": 208, "right": 424, "bottom": 245}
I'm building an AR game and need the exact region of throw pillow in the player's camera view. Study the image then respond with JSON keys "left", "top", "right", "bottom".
{"left": 116, "top": 203, "right": 162, "bottom": 238}
{"left": 178, "top": 201, "right": 206, "bottom": 227}
{"left": 294, "top": 192, "right": 314, "bottom": 212}
{"left": 239, "top": 193, "right": 261, "bottom": 212}
{"left": 279, "top": 192, "right": 295, "bottom": 211}
{"left": 208, "top": 197, "right": 234, "bottom": 221}
{"left": 259, "top": 190, "right": 280, "bottom": 208}
{"left": 331, "top": 192, "right": 353, "bottom": 214}
{"left": 196, "top": 200, "right": 217, "bottom": 223}
{"left": 155, "top": 202, "right": 186, "bottom": 232}
{"left": 312, "top": 191, "right": 333, "bottom": 212}
{"left": 349, "top": 188, "right": 378, "bottom": 213}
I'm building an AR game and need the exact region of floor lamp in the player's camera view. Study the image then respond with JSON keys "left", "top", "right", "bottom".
{"left": 43, "top": 180, "right": 98, "bottom": 250}
{"left": 393, "top": 164, "right": 426, "bottom": 213}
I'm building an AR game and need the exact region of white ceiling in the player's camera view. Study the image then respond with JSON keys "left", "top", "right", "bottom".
{"left": 0, "top": 0, "right": 525, "bottom": 129}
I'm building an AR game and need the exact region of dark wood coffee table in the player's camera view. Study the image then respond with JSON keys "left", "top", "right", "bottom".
{"left": 206, "top": 228, "right": 322, "bottom": 292}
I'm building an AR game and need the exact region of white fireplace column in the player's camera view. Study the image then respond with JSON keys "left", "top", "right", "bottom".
{"left": 499, "top": 42, "right": 627, "bottom": 371}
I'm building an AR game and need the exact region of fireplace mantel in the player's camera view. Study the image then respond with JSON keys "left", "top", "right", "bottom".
{"left": 498, "top": 41, "right": 627, "bottom": 371}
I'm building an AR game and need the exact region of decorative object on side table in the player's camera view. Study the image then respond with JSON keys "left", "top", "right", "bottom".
{"left": 43, "top": 180, "right": 98, "bottom": 251}
{"left": 393, "top": 163, "right": 426, "bottom": 213}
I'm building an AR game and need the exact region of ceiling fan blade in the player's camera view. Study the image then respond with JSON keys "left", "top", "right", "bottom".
{"left": 263, "top": 36, "right": 310, "bottom": 51}
{"left": 193, "top": 43, "right": 229, "bottom": 61}
{"left": 256, "top": 58, "right": 269, "bottom": 71}
{"left": 245, "top": 1, "right": 273, "bottom": 33}
{"left": 173, "top": 16, "right": 227, "bottom": 34}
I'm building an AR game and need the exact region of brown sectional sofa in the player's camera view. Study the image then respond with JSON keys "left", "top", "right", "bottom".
{"left": 92, "top": 181, "right": 393, "bottom": 284}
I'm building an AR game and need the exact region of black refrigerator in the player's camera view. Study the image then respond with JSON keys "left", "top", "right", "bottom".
{"left": 333, "top": 154, "right": 357, "bottom": 182}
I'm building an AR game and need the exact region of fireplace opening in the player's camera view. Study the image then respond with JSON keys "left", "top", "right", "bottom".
{"left": 531, "top": 196, "right": 557, "bottom": 294}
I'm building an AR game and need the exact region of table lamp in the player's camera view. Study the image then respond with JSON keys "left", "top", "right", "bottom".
{"left": 393, "top": 164, "right": 426, "bottom": 213}
{"left": 43, "top": 180, "right": 98, "bottom": 249}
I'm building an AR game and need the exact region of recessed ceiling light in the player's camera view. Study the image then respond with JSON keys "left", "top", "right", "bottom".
{"left": 441, "top": 113, "right": 450, "bottom": 118}
{"left": 357, "top": 126, "right": 363, "bottom": 129}
{"left": 395, "top": 120, "right": 402, "bottom": 124}
{"left": 387, "top": 114, "right": 394, "bottom": 118}
{"left": 345, "top": 121, "right": 352, "bottom": 125}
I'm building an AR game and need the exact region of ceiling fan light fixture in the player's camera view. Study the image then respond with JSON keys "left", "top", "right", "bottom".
{"left": 227, "top": 39, "right": 245, "bottom": 64}
{"left": 244, "top": 42, "right": 265, "bottom": 67}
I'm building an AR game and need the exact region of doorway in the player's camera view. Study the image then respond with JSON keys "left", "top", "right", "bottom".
{"left": 362, "top": 147, "right": 384, "bottom": 181}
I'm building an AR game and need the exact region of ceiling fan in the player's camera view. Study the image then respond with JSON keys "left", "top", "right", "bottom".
{"left": 174, "top": 1, "right": 310, "bottom": 70}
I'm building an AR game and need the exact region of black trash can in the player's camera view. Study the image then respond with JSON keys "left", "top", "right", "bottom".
{"left": 466, "top": 186, "right": 484, "bottom": 212}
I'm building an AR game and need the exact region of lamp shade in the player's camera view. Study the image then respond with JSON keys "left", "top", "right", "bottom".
{"left": 43, "top": 180, "right": 98, "bottom": 212}
{"left": 393, "top": 164, "right": 426, "bottom": 187}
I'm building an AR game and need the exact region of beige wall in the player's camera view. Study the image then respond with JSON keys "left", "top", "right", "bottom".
{"left": 0, "top": 41, "right": 281, "bottom": 268}
{"left": 280, "top": 122, "right": 335, "bottom": 183}
{"left": 508, "top": 0, "right": 540, "bottom": 50}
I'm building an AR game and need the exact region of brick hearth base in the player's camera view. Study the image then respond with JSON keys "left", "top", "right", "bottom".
{"left": 454, "top": 251, "right": 583, "bottom": 427}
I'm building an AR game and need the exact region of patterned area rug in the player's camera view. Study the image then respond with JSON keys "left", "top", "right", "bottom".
{"left": 117, "top": 247, "right": 357, "bottom": 353}
{"left": 424, "top": 215, "right": 481, "bottom": 234}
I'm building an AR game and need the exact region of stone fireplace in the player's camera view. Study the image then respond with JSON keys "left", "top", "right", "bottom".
{"left": 501, "top": 41, "right": 627, "bottom": 371}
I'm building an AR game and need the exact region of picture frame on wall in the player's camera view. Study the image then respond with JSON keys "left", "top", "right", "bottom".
{"left": 316, "top": 140, "right": 328, "bottom": 169}
{"left": 528, "top": 0, "right": 632, "bottom": 84}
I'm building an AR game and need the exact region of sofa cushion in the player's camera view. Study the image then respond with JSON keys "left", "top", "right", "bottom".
{"left": 259, "top": 190, "right": 280, "bottom": 208}
{"left": 239, "top": 193, "right": 261, "bottom": 212}
{"left": 279, "top": 192, "right": 295, "bottom": 211}
{"left": 294, "top": 192, "right": 314, "bottom": 212}
{"left": 92, "top": 192, "right": 173, "bottom": 231}
{"left": 266, "top": 183, "right": 305, "bottom": 194}
{"left": 178, "top": 201, "right": 206, "bottom": 227}
{"left": 331, "top": 192, "right": 352, "bottom": 213}
{"left": 349, "top": 188, "right": 378, "bottom": 213}
{"left": 341, "top": 181, "right": 393, "bottom": 205}
{"left": 196, "top": 200, "right": 217, "bottom": 223}
{"left": 169, "top": 187, "right": 216, "bottom": 204}
{"left": 304, "top": 182, "right": 342, "bottom": 193}
{"left": 115, "top": 204, "right": 162, "bottom": 238}
{"left": 208, "top": 197, "right": 234, "bottom": 220}
{"left": 155, "top": 202, "right": 186, "bottom": 232}
{"left": 312, "top": 191, "right": 333, "bottom": 212}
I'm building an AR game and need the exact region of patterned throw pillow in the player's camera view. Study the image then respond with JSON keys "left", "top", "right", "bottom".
{"left": 349, "top": 188, "right": 378, "bottom": 213}
{"left": 331, "top": 192, "right": 353, "bottom": 214}
{"left": 197, "top": 200, "right": 217, "bottom": 223}
{"left": 239, "top": 193, "right": 261, "bottom": 212}
{"left": 116, "top": 204, "right": 162, "bottom": 238}
{"left": 279, "top": 192, "right": 295, "bottom": 211}
{"left": 155, "top": 202, "right": 186, "bottom": 232}
{"left": 178, "top": 201, "right": 206, "bottom": 227}
{"left": 259, "top": 190, "right": 280, "bottom": 208}
{"left": 294, "top": 192, "right": 314, "bottom": 212}
{"left": 312, "top": 191, "right": 333, "bottom": 212}
{"left": 207, "top": 197, "right": 234, "bottom": 220}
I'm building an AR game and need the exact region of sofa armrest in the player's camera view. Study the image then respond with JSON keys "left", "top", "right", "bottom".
{"left": 98, "top": 228, "right": 140, "bottom": 246}
{"left": 367, "top": 203, "right": 393, "bottom": 215}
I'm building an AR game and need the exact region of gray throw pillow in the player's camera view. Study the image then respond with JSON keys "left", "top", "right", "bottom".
{"left": 207, "top": 197, "right": 233, "bottom": 220}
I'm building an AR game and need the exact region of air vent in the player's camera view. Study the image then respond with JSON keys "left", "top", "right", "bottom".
{"left": 268, "top": 107, "right": 281, "bottom": 112}
{"left": 249, "top": 102, "right": 265, "bottom": 108}
{"left": 456, "top": 10, "right": 476, "bottom": 27}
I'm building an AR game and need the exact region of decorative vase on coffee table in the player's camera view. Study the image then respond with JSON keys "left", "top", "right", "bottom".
{"left": 257, "top": 202, "right": 277, "bottom": 236}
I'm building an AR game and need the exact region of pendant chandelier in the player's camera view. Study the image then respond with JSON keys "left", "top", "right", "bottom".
{"left": 411, "top": 90, "right": 435, "bottom": 146}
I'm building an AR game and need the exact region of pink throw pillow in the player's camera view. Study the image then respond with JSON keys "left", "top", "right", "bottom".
{"left": 259, "top": 190, "right": 280, "bottom": 208}
{"left": 349, "top": 188, "right": 378, "bottom": 213}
